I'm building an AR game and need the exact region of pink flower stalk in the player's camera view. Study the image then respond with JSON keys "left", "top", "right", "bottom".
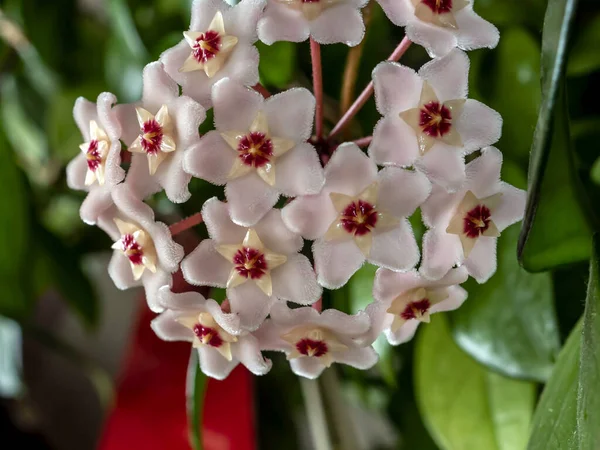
{"left": 375, "top": 0, "right": 499, "bottom": 57}
{"left": 420, "top": 147, "right": 526, "bottom": 282}
{"left": 283, "top": 143, "right": 431, "bottom": 289}
{"left": 104, "top": 184, "right": 184, "bottom": 312}
{"left": 152, "top": 287, "right": 272, "bottom": 379}
{"left": 181, "top": 198, "right": 322, "bottom": 330}
{"left": 67, "top": 92, "right": 125, "bottom": 225}
{"left": 364, "top": 268, "right": 468, "bottom": 345}
{"left": 258, "top": 0, "right": 367, "bottom": 46}
{"left": 160, "top": 0, "right": 265, "bottom": 107}
{"left": 369, "top": 49, "right": 502, "bottom": 192}
{"left": 184, "top": 78, "right": 324, "bottom": 227}
{"left": 256, "top": 302, "right": 378, "bottom": 379}
{"left": 117, "top": 62, "right": 206, "bottom": 203}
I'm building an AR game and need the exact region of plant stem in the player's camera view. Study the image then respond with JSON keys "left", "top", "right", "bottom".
{"left": 310, "top": 38, "right": 324, "bottom": 140}
{"left": 328, "top": 36, "right": 412, "bottom": 140}
{"left": 186, "top": 349, "right": 207, "bottom": 450}
{"left": 253, "top": 83, "right": 271, "bottom": 99}
{"left": 320, "top": 368, "right": 362, "bottom": 450}
{"left": 169, "top": 212, "right": 203, "bottom": 236}
{"left": 300, "top": 377, "right": 333, "bottom": 450}
{"left": 340, "top": 1, "right": 373, "bottom": 114}
{"left": 352, "top": 136, "right": 373, "bottom": 147}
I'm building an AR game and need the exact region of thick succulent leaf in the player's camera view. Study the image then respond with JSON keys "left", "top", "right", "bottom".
{"left": 416, "top": 315, "right": 535, "bottom": 450}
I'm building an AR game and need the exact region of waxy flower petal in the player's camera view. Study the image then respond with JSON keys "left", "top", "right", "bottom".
{"left": 181, "top": 198, "right": 321, "bottom": 330}
{"left": 420, "top": 147, "right": 526, "bottom": 282}
{"left": 258, "top": 0, "right": 367, "bottom": 46}
{"left": 117, "top": 63, "right": 206, "bottom": 203}
{"left": 67, "top": 93, "right": 126, "bottom": 225}
{"left": 365, "top": 267, "right": 468, "bottom": 345}
{"left": 106, "top": 184, "right": 184, "bottom": 312}
{"left": 184, "top": 78, "right": 324, "bottom": 226}
{"left": 370, "top": 50, "right": 502, "bottom": 192}
{"left": 152, "top": 288, "right": 271, "bottom": 379}
{"left": 256, "top": 302, "right": 377, "bottom": 379}
{"left": 283, "top": 143, "right": 430, "bottom": 289}
{"left": 376, "top": 0, "right": 499, "bottom": 57}
{"left": 160, "top": 0, "right": 264, "bottom": 107}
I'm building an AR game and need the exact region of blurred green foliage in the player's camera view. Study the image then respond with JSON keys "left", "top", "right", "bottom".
{"left": 1, "top": 0, "right": 600, "bottom": 448}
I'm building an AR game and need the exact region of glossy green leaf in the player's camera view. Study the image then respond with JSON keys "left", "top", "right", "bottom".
{"left": 518, "top": 0, "right": 589, "bottom": 269}
{"left": 474, "top": 0, "right": 545, "bottom": 28}
{"left": 527, "top": 321, "right": 581, "bottom": 449}
{"left": 568, "top": 14, "right": 600, "bottom": 77}
{"left": 491, "top": 28, "right": 541, "bottom": 162}
{"left": 187, "top": 350, "right": 207, "bottom": 450}
{"left": 416, "top": 315, "right": 536, "bottom": 450}
{"left": 450, "top": 223, "right": 559, "bottom": 382}
{"left": 591, "top": 156, "right": 600, "bottom": 185}
{"left": 519, "top": 87, "right": 592, "bottom": 271}
{"left": 577, "top": 234, "right": 600, "bottom": 449}
{"left": 257, "top": 41, "right": 297, "bottom": 89}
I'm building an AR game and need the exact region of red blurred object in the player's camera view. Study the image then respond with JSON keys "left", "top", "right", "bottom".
{"left": 98, "top": 297, "right": 256, "bottom": 450}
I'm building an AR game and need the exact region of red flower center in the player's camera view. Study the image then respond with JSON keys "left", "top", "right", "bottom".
{"left": 301, "top": 0, "right": 320, "bottom": 2}
{"left": 296, "top": 338, "right": 328, "bottom": 357}
{"left": 140, "top": 119, "right": 164, "bottom": 155}
{"left": 237, "top": 132, "right": 273, "bottom": 168}
{"left": 419, "top": 101, "right": 452, "bottom": 138}
{"left": 422, "top": 0, "right": 453, "bottom": 14}
{"left": 193, "top": 324, "right": 224, "bottom": 348}
{"left": 121, "top": 234, "right": 144, "bottom": 265}
{"left": 400, "top": 299, "right": 431, "bottom": 320}
{"left": 340, "top": 200, "right": 379, "bottom": 236}
{"left": 86, "top": 140, "right": 102, "bottom": 172}
{"left": 192, "top": 30, "right": 222, "bottom": 63}
{"left": 233, "top": 247, "right": 268, "bottom": 280}
{"left": 463, "top": 204, "right": 492, "bottom": 238}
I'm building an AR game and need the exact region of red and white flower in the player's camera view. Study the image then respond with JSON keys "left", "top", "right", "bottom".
{"left": 160, "top": 0, "right": 265, "bottom": 107}
{"left": 376, "top": 0, "right": 499, "bottom": 57}
{"left": 184, "top": 78, "right": 324, "bottom": 226}
{"left": 181, "top": 198, "right": 322, "bottom": 331}
{"left": 369, "top": 49, "right": 502, "bottom": 192}
{"left": 258, "top": 0, "right": 367, "bottom": 46}
{"left": 282, "top": 143, "right": 430, "bottom": 289}
{"left": 256, "top": 302, "right": 377, "bottom": 378}
{"left": 67, "top": 93, "right": 125, "bottom": 225}
{"left": 420, "top": 146, "right": 526, "bottom": 282}
{"left": 118, "top": 62, "right": 206, "bottom": 203}
{"left": 364, "top": 268, "right": 468, "bottom": 345}
{"left": 103, "top": 184, "right": 184, "bottom": 312}
{"left": 152, "top": 288, "right": 272, "bottom": 380}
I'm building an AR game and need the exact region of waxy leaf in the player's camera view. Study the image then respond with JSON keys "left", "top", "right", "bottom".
{"left": 568, "top": 14, "right": 600, "bottom": 77}
{"left": 577, "top": 234, "right": 600, "bottom": 450}
{"left": 257, "top": 41, "right": 297, "bottom": 89}
{"left": 451, "top": 223, "right": 559, "bottom": 382}
{"left": 519, "top": 87, "right": 592, "bottom": 271}
{"left": 416, "top": 315, "right": 535, "bottom": 450}
{"left": 528, "top": 235, "right": 600, "bottom": 449}
{"left": 518, "top": 0, "right": 592, "bottom": 270}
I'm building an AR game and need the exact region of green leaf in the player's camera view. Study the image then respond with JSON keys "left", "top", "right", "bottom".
{"left": 187, "top": 350, "right": 207, "bottom": 450}
{"left": 415, "top": 315, "right": 536, "bottom": 450}
{"left": 518, "top": 0, "right": 590, "bottom": 269}
{"left": 491, "top": 28, "right": 541, "bottom": 162}
{"left": 527, "top": 321, "right": 581, "bottom": 449}
{"left": 474, "top": 0, "right": 545, "bottom": 28}
{"left": 257, "top": 41, "right": 296, "bottom": 89}
{"left": 577, "top": 234, "right": 600, "bottom": 449}
{"left": 568, "top": 14, "right": 600, "bottom": 77}
{"left": 107, "top": 0, "right": 149, "bottom": 62}
{"left": 450, "top": 223, "right": 559, "bottom": 382}
{"left": 519, "top": 86, "right": 592, "bottom": 271}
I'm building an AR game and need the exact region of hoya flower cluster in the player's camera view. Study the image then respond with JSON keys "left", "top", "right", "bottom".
{"left": 67, "top": 0, "right": 524, "bottom": 380}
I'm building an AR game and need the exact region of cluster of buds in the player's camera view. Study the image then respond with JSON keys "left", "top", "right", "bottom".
{"left": 67, "top": 0, "right": 525, "bottom": 380}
